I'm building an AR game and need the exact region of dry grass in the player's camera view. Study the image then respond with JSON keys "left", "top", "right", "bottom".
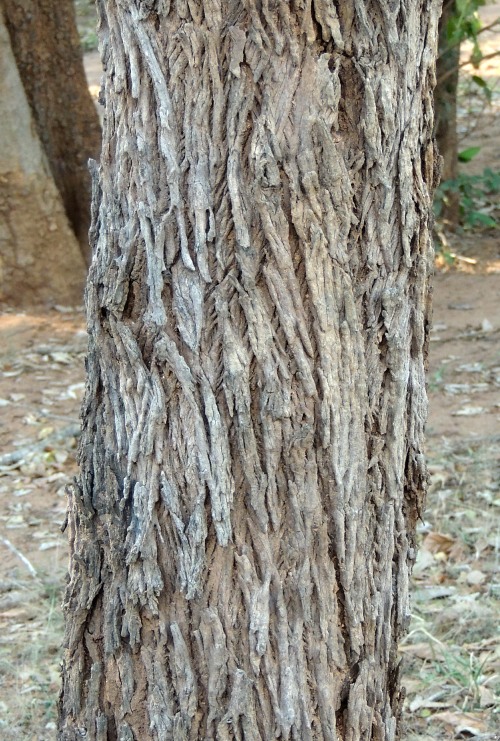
{"left": 0, "top": 572, "right": 64, "bottom": 739}
{"left": 402, "top": 436, "right": 500, "bottom": 739}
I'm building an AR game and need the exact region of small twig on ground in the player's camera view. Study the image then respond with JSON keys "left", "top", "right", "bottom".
{"left": 0, "top": 424, "right": 81, "bottom": 467}
{"left": 1, "top": 536, "right": 38, "bottom": 578}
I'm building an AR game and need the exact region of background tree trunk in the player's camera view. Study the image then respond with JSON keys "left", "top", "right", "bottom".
{"left": 60, "top": 2, "right": 440, "bottom": 739}
{"left": 0, "top": 10, "right": 86, "bottom": 306}
{"left": 1, "top": 0, "right": 101, "bottom": 264}
{"left": 435, "top": 0, "right": 460, "bottom": 226}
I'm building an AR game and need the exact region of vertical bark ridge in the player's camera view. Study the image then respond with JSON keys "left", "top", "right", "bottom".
{"left": 60, "top": 1, "right": 440, "bottom": 739}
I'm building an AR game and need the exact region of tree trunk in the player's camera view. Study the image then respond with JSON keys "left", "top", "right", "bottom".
{"left": 0, "top": 9, "right": 86, "bottom": 306}
{"left": 435, "top": 0, "right": 460, "bottom": 226}
{"left": 59, "top": 2, "right": 440, "bottom": 739}
{"left": 1, "top": 0, "right": 101, "bottom": 264}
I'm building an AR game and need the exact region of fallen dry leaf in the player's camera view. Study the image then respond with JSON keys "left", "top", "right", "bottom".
{"left": 399, "top": 642, "right": 447, "bottom": 661}
{"left": 465, "top": 569, "right": 487, "bottom": 586}
{"left": 452, "top": 406, "right": 486, "bottom": 416}
{"left": 38, "top": 541, "right": 61, "bottom": 551}
{"left": 37, "top": 426, "right": 55, "bottom": 440}
{"left": 422, "top": 531, "right": 466, "bottom": 562}
{"left": 0, "top": 607, "right": 29, "bottom": 620}
{"left": 478, "top": 685, "right": 496, "bottom": 708}
{"left": 456, "top": 363, "right": 483, "bottom": 373}
{"left": 413, "top": 585, "right": 457, "bottom": 601}
{"left": 431, "top": 710, "right": 488, "bottom": 735}
{"left": 422, "top": 531, "right": 456, "bottom": 555}
{"left": 413, "top": 548, "right": 436, "bottom": 577}
{"left": 444, "top": 383, "right": 489, "bottom": 395}
{"left": 408, "top": 695, "right": 450, "bottom": 712}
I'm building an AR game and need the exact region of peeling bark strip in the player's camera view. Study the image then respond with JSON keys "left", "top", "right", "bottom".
{"left": 59, "top": 2, "right": 440, "bottom": 739}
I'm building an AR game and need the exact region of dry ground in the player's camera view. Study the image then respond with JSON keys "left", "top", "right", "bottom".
{"left": 0, "top": 4, "right": 499, "bottom": 739}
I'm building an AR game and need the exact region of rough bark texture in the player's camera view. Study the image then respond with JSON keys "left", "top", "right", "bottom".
{"left": 60, "top": 2, "right": 440, "bottom": 739}
{"left": 1, "top": 0, "right": 101, "bottom": 263}
{"left": 435, "top": 0, "right": 459, "bottom": 225}
{"left": 0, "top": 10, "right": 86, "bottom": 306}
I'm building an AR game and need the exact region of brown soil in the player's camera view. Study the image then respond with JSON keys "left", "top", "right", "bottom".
{"left": 428, "top": 271, "right": 500, "bottom": 440}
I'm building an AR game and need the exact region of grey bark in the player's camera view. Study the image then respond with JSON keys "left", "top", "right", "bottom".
{"left": 59, "top": 2, "right": 441, "bottom": 739}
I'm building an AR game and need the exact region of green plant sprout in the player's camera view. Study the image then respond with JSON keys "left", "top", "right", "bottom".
{"left": 435, "top": 166, "right": 500, "bottom": 230}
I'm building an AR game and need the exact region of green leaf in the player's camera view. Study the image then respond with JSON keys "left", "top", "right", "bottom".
{"left": 466, "top": 211, "right": 497, "bottom": 228}
{"left": 471, "top": 40, "right": 483, "bottom": 67}
{"left": 458, "top": 146, "right": 481, "bottom": 163}
{"left": 471, "top": 75, "right": 491, "bottom": 99}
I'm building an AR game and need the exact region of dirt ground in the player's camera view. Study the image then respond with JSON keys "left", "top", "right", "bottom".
{"left": 1, "top": 8, "right": 499, "bottom": 740}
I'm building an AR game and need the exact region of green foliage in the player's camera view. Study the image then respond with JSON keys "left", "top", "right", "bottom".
{"left": 435, "top": 167, "right": 500, "bottom": 229}
{"left": 74, "top": 0, "right": 98, "bottom": 52}
{"left": 441, "top": 0, "right": 499, "bottom": 102}
{"left": 445, "top": 0, "right": 485, "bottom": 59}
{"left": 80, "top": 30, "right": 98, "bottom": 52}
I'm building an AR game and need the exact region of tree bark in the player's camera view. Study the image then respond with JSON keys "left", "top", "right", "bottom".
{"left": 0, "top": 9, "right": 86, "bottom": 306}
{"left": 1, "top": 0, "right": 101, "bottom": 264}
{"left": 59, "top": 2, "right": 440, "bottom": 739}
